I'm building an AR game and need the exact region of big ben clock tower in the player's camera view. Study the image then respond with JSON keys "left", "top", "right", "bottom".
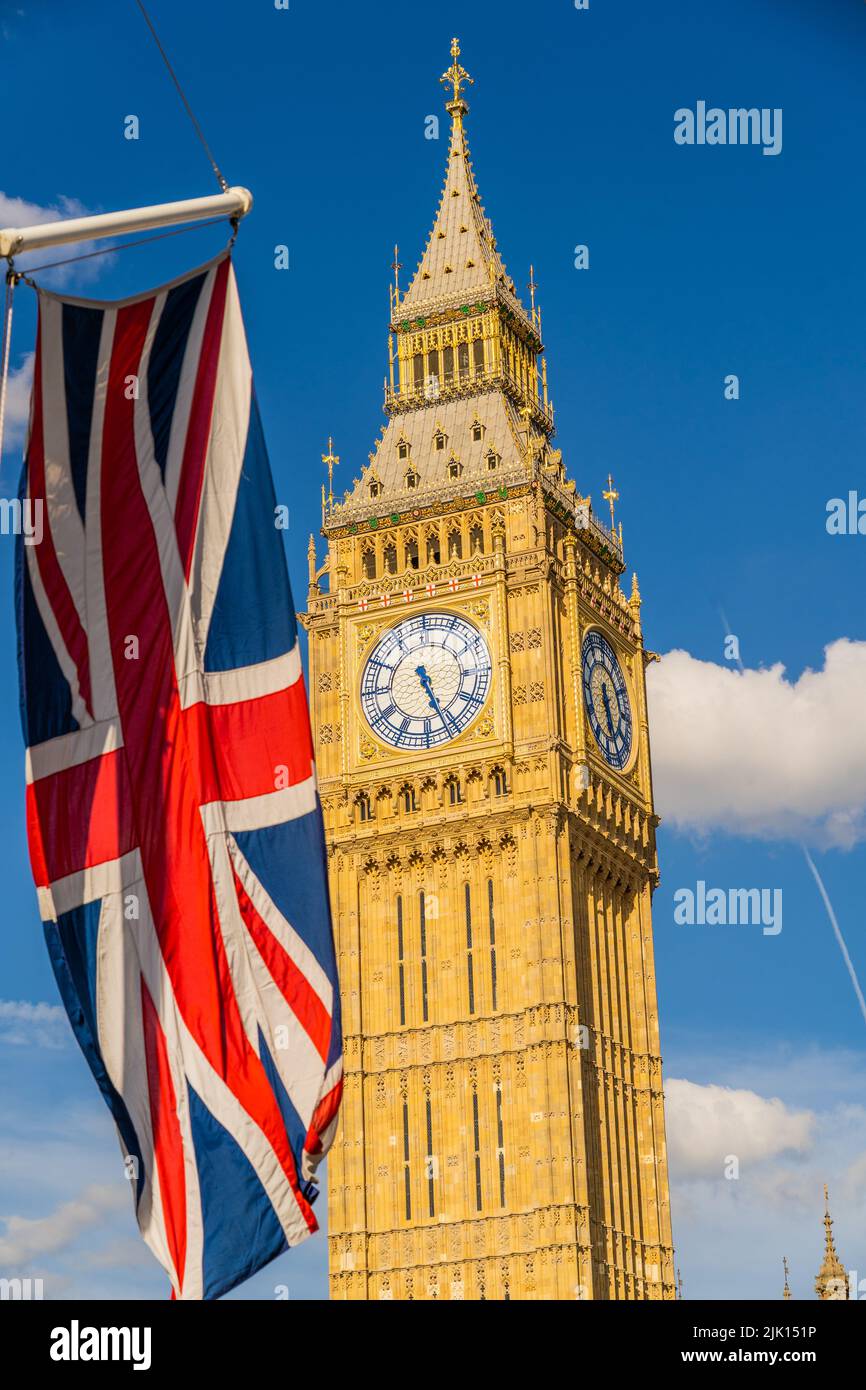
{"left": 303, "top": 39, "right": 675, "bottom": 1300}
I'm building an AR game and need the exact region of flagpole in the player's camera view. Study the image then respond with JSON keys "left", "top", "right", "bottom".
{"left": 0, "top": 186, "right": 253, "bottom": 259}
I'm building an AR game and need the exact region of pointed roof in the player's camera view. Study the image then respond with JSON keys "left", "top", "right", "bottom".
{"left": 814, "top": 1185, "right": 848, "bottom": 1300}
{"left": 397, "top": 39, "right": 527, "bottom": 324}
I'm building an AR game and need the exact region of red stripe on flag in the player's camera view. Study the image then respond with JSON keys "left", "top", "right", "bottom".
{"left": 27, "top": 317, "right": 93, "bottom": 718}
{"left": 26, "top": 750, "right": 136, "bottom": 887}
{"left": 191, "top": 678, "right": 314, "bottom": 804}
{"left": 232, "top": 865, "right": 332, "bottom": 1064}
{"left": 174, "top": 257, "right": 231, "bottom": 579}
{"left": 306, "top": 1076, "right": 343, "bottom": 1158}
{"left": 141, "top": 978, "right": 187, "bottom": 1295}
{"left": 99, "top": 293, "right": 316, "bottom": 1236}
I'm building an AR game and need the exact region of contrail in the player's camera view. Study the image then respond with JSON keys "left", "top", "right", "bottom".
{"left": 802, "top": 846, "right": 866, "bottom": 1029}
{"left": 717, "top": 608, "right": 865, "bottom": 1029}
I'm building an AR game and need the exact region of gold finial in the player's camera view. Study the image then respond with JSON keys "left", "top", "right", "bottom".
{"left": 782, "top": 1256, "right": 791, "bottom": 1300}
{"left": 677, "top": 1268, "right": 684, "bottom": 1300}
{"left": 602, "top": 473, "right": 619, "bottom": 532}
{"left": 322, "top": 436, "right": 340, "bottom": 515}
{"left": 630, "top": 572, "right": 641, "bottom": 607}
{"left": 815, "top": 1184, "right": 848, "bottom": 1300}
{"left": 528, "top": 265, "right": 538, "bottom": 319}
{"left": 391, "top": 244, "right": 402, "bottom": 297}
{"left": 441, "top": 36, "right": 473, "bottom": 114}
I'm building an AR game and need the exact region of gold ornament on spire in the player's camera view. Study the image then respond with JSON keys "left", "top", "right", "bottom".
{"left": 441, "top": 36, "right": 473, "bottom": 114}
{"left": 322, "top": 436, "right": 340, "bottom": 518}
{"left": 782, "top": 1256, "right": 791, "bottom": 1300}
{"left": 602, "top": 473, "right": 619, "bottom": 532}
{"left": 814, "top": 1185, "right": 848, "bottom": 1300}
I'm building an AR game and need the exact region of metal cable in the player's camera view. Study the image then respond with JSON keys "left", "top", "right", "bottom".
{"left": 0, "top": 271, "right": 17, "bottom": 464}
{"left": 133, "top": 0, "right": 229, "bottom": 193}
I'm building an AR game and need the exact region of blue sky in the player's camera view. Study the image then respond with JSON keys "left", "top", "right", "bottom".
{"left": 1, "top": 0, "right": 865, "bottom": 1301}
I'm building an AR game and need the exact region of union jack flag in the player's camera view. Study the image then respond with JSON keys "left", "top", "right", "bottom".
{"left": 15, "top": 254, "right": 342, "bottom": 1300}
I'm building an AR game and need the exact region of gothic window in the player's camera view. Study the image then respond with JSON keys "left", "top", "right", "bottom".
{"left": 447, "top": 529, "right": 463, "bottom": 561}
{"left": 458, "top": 340, "right": 469, "bottom": 378}
{"left": 357, "top": 793, "right": 373, "bottom": 823}
{"left": 406, "top": 469, "right": 420, "bottom": 490}
{"left": 396, "top": 894, "right": 406, "bottom": 1026}
{"left": 426, "top": 534, "right": 440, "bottom": 565}
{"left": 488, "top": 878, "right": 498, "bottom": 1011}
{"left": 472, "top": 1090, "right": 483, "bottom": 1211}
{"left": 464, "top": 882, "right": 475, "bottom": 1015}
{"left": 402, "top": 786, "right": 417, "bottom": 813}
{"left": 426, "top": 1097, "right": 435, "bottom": 1218}
{"left": 470, "top": 523, "right": 484, "bottom": 556}
{"left": 384, "top": 542, "right": 397, "bottom": 575}
{"left": 448, "top": 459, "right": 462, "bottom": 480}
{"left": 473, "top": 338, "right": 485, "bottom": 374}
{"left": 472, "top": 420, "right": 484, "bottom": 442}
{"left": 419, "top": 890, "right": 429, "bottom": 1023}
{"left": 495, "top": 1083, "right": 506, "bottom": 1208}
{"left": 398, "top": 440, "right": 410, "bottom": 461}
{"left": 434, "top": 429, "right": 447, "bottom": 452}
{"left": 369, "top": 480, "right": 383, "bottom": 498}
{"left": 427, "top": 348, "right": 440, "bottom": 384}
{"left": 447, "top": 777, "right": 463, "bottom": 805}
{"left": 405, "top": 538, "right": 419, "bottom": 569}
{"left": 413, "top": 353, "right": 424, "bottom": 390}
{"left": 443, "top": 344, "right": 454, "bottom": 384}
{"left": 486, "top": 450, "right": 500, "bottom": 472}
{"left": 402, "top": 1099, "right": 412, "bottom": 1221}
{"left": 362, "top": 547, "right": 376, "bottom": 579}
{"left": 492, "top": 768, "right": 509, "bottom": 797}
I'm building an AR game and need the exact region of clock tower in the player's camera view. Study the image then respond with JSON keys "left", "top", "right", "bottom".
{"left": 303, "top": 39, "right": 675, "bottom": 1300}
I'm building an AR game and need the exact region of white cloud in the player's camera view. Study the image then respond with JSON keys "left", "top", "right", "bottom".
{"left": 0, "top": 352, "right": 33, "bottom": 457}
{"left": 665, "top": 1077, "right": 815, "bottom": 1179}
{"left": 647, "top": 640, "right": 866, "bottom": 848}
{"left": 0, "top": 1183, "right": 128, "bottom": 1265}
{"left": 0, "top": 190, "right": 112, "bottom": 287}
{"left": 0, "top": 999, "right": 69, "bottom": 1050}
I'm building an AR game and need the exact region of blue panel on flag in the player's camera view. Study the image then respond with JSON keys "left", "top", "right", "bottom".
{"left": 15, "top": 528, "right": 78, "bottom": 746}
{"left": 61, "top": 303, "right": 103, "bottom": 523}
{"left": 258, "top": 1027, "right": 307, "bottom": 1175}
{"left": 188, "top": 1084, "right": 289, "bottom": 1300}
{"left": 148, "top": 270, "right": 207, "bottom": 485}
{"left": 44, "top": 903, "right": 145, "bottom": 1201}
{"left": 204, "top": 391, "right": 297, "bottom": 671}
{"left": 234, "top": 806, "right": 337, "bottom": 986}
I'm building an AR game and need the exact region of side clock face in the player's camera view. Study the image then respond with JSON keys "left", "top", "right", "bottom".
{"left": 360, "top": 612, "right": 492, "bottom": 750}
{"left": 582, "top": 630, "right": 633, "bottom": 770}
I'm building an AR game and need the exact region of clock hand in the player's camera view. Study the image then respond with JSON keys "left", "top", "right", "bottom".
{"left": 416, "top": 664, "right": 453, "bottom": 731}
{"left": 601, "top": 681, "right": 615, "bottom": 735}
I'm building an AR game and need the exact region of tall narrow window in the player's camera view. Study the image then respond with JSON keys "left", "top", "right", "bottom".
{"left": 419, "top": 890, "right": 429, "bottom": 1023}
{"left": 473, "top": 338, "right": 485, "bottom": 375}
{"left": 472, "top": 1090, "right": 483, "bottom": 1212}
{"left": 397, "top": 894, "right": 406, "bottom": 1026}
{"left": 443, "top": 344, "right": 454, "bottom": 383}
{"left": 402, "top": 1100, "right": 411, "bottom": 1221}
{"left": 458, "top": 340, "right": 469, "bottom": 378}
{"left": 488, "top": 878, "right": 498, "bottom": 1011}
{"left": 496, "top": 1082, "right": 506, "bottom": 1208}
{"left": 464, "top": 882, "right": 475, "bottom": 1015}
{"left": 413, "top": 353, "right": 424, "bottom": 390}
{"left": 425, "top": 1097, "right": 435, "bottom": 1218}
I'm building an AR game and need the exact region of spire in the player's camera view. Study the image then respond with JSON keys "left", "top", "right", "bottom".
{"left": 397, "top": 38, "right": 523, "bottom": 318}
{"left": 782, "top": 1256, "right": 791, "bottom": 1300}
{"left": 814, "top": 1185, "right": 848, "bottom": 1300}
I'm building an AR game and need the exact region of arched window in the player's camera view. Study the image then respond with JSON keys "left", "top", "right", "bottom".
{"left": 470, "top": 523, "right": 484, "bottom": 556}
{"left": 426, "top": 534, "right": 440, "bottom": 565}
{"left": 362, "top": 547, "right": 376, "bottom": 579}
{"left": 473, "top": 339, "right": 485, "bottom": 375}
{"left": 384, "top": 542, "right": 397, "bottom": 575}
{"left": 447, "top": 529, "right": 463, "bottom": 560}
{"left": 492, "top": 768, "right": 509, "bottom": 798}
{"left": 405, "top": 538, "right": 419, "bottom": 570}
{"left": 358, "top": 793, "right": 373, "bottom": 823}
{"left": 447, "top": 778, "right": 463, "bottom": 806}
{"left": 401, "top": 786, "right": 417, "bottom": 813}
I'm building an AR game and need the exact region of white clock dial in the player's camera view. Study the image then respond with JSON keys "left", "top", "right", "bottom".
{"left": 360, "top": 612, "right": 492, "bottom": 750}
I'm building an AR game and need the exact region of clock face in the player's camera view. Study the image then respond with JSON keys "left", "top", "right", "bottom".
{"left": 582, "top": 630, "right": 633, "bottom": 770}
{"left": 360, "top": 612, "right": 492, "bottom": 750}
